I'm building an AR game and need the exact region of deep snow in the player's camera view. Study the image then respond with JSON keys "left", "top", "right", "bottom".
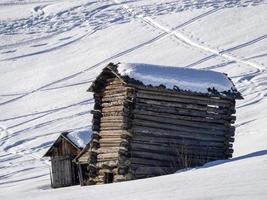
{"left": 0, "top": 0, "right": 267, "bottom": 199}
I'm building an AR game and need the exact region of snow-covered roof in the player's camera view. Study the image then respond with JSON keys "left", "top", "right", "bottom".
{"left": 43, "top": 129, "right": 92, "bottom": 157}
{"left": 89, "top": 63, "right": 242, "bottom": 99}
{"left": 66, "top": 129, "right": 92, "bottom": 149}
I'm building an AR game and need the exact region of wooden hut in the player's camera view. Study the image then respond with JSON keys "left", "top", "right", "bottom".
{"left": 43, "top": 130, "right": 91, "bottom": 188}
{"left": 79, "top": 62, "right": 242, "bottom": 185}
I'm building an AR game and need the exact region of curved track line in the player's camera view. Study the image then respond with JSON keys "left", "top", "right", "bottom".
{"left": 113, "top": 0, "right": 265, "bottom": 73}
{"left": 143, "top": 16, "right": 266, "bottom": 72}
{"left": 0, "top": 32, "right": 168, "bottom": 107}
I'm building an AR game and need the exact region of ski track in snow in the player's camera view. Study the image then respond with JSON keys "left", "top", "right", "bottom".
{"left": 113, "top": 0, "right": 267, "bottom": 113}
{"left": 114, "top": 0, "right": 265, "bottom": 72}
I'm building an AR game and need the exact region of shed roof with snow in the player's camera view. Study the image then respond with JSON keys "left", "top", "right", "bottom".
{"left": 44, "top": 129, "right": 92, "bottom": 157}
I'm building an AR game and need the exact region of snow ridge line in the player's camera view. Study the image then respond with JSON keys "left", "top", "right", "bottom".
{"left": 143, "top": 17, "right": 266, "bottom": 72}
{"left": 113, "top": 0, "right": 265, "bottom": 72}
{"left": 0, "top": 125, "right": 50, "bottom": 166}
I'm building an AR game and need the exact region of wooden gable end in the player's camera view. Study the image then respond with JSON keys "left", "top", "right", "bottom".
{"left": 52, "top": 137, "right": 80, "bottom": 157}
{"left": 44, "top": 135, "right": 81, "bottom": 158}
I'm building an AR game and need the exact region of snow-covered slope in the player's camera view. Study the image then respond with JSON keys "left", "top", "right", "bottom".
{"left": 0, "top": 0, "right": 267, "bottom": 199}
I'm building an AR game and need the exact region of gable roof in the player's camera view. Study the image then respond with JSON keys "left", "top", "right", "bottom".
{"left": 88, "top": 63, "right": 242, "bottom": 99}
{"left": 43, "top": 129, "right": 92, "bottom": 157}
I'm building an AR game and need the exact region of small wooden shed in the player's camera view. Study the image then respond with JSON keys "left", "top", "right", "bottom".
{"left": 43, "top": 130, "right": 91, "bottom": 188}
{"left": 79, "top": 62, "right": 242, "bottom": 185}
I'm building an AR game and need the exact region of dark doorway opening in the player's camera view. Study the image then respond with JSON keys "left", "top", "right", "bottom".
{"left": 104, "top": 172, "right": 114, "bottom": 184}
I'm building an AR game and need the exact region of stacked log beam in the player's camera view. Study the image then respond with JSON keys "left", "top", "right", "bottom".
{"left": 129, "top": 88, "right": 236, "bottom": 178}
{"left": 87, "top": 73, "right": 237, "bottom": 183}
{"left": 88, "top": 77, "right": 135, "bottom": 184}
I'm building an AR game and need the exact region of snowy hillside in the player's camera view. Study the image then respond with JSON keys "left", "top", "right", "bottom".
{"left": 0, "top": 0, "right": 267, "bottom": 199}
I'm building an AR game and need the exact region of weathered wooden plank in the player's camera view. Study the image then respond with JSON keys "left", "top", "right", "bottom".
{"left": 98, "top": 135, "right": 121, "bottom": 139}
{"left": 99, "top": 130, "right": 130, "bottom": 135}
{"left": 123, "top": 158, "right": 173, "bottom": 168}
{"left": 125, "top": 157, "right": 172, "bottom": 167}
{"left": 226, "top": 137, "right": 235, "bottom": 143}
{"left": 97, "top": 147, "right": 120, "bottom": 154}
{"left": 101, "top": 105, "right": 125, "bottom": 112}
{"left": 105, "top": 79, "right": 123, "bottom": 85}
{"left": 133, "top": 129, "right": 225, "bottom": 144}
{"left": 113, "top": 175, "right": 128, "bottom": 182}
{"left": 101, "top": 88, "right": 127, "bottom": 95}
{"left": 100, "top": 125, "right": 128, "bottom": 130}
{"left": 99, "top": 143, "right": 122, "bottom": 148}
{"left": 100, "top": 118, "right": 129, "bottom": 124}
{"left": 97, "top": 153, "right": 119, "bottom": 160}
{"left": 96, "top": 160, "right": 118, "bottom": 168}
{"left": 100, "top": 115, "right": 125, "bottom": 121}
{"left": 133, "top": 166, "right": 177, "bottom": 176}
{"left": 126, "top": 156, "right": 218, "bottom": 169}
{"left": 99, "top": 131, "right": 133, "bottom": 141}
{"left": 130, "top": 142, "right": 225, "bottom": 157}
{"left": 92, "top": 124, "right": 100, "bottom": 132}
{"left": 101, "top": 109, "right": 130, "bottom": 116}
{"left": 130, "top": 143, "right": 225, "bottom": 158}
{"left": 104, "top": 82, "right": 124, "bottom": 88}
{"left": 130, "top": 151, "right": 182, "bottom": 162}
{"left": 133, "top": 109, "right": 229, "bottom": 125}
{"left": 77, "top": 156, "right": 89, "bottom": 163}
{"left": 132, "top": 132, "right": 227, "bottom": 147}
{"left": 101, "top": 111, "right": 125, "bottom": 117}
{"left": 133, "top": 113, "right": 228, "bottom": 131}
{"left": 101, "top": 96, "right": 126, "bottom": 103}
{"left": 91, "top": 133, "right": 100, "bottom": 141}
{"left": 99, "top": 138, "right": 123, "bottom": 143}
{"left": 100, "top": 122, "right": 125, "bottom": 127}
{"left": 136, "top": 92, "right": 233, "bottom": 108}
{"left": 137, "top": 88, "right": 234, "bottom": 106}
{"left": 136, "top": 97, "right": 233, "bottom": 115}
{"left": 130, "top": 149, "right": 225, "bottom": 161}
{"left": 91, "top": 109, "right": 102, "bottom": 116}
{"left": 134, "top": 103, "right": 235, "bottom": 121}
{"left": 102, "top": 92, "right": 127, "bottom": 99}
{"left": 101, "top": 100, "right": 125, "bottom": 107}
{"left": 97, "top": 157, "right": 119, "bottom": 163}
{"left": 133, "top": 119, "right": 226, "bottom": 136}
{"left": 130, "top": 151, "right": 222, "bottom": 164}
{"left": 131, "top": 132, "right": 226, "bottom": 147}
{"left": 98, "top": 168, "right": 118, "bottom": 176}
{"left": 103, "top": 83, "right": 125, "bottom": 90}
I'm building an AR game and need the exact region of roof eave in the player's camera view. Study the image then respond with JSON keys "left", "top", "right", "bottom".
{"left": 87, "top": 63, "right": 126, "bottom": 93}
{"left": 87, "top": 63, "right": 243, "bottom": 100}
{"left": 42, "top": 132, "right": 82, "bottom": 157}
{"left": 73, "top": 143, "right": 91, "bottom": 163}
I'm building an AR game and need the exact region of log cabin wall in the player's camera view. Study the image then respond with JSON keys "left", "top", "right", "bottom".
{"left": 85, "top": 63, "right": 241, "bottom": 184}
{"left": 88, "top": 77, "right": 135, "bottom": 184}
{"left": 129, "top": 88, "right": 236, "bottom": 179}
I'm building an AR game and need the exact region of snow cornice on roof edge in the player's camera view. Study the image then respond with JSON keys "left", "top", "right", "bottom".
{"left": 88, "top": 62, "right": 243, "bottom": 100}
